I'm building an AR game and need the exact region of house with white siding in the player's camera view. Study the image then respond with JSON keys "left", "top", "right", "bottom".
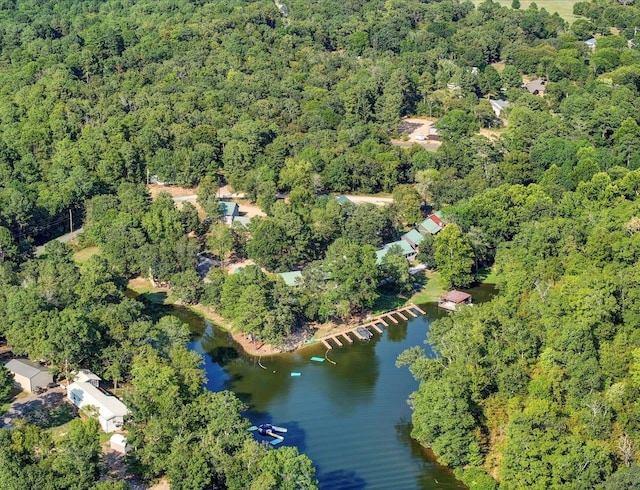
{"left": 67, "top": 381, "right": 129, "bottom": 433}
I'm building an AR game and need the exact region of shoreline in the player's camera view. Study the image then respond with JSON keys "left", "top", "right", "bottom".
{"left": 177, "top": 301, "right": 382, "bottom": 357}
{"left": 127, "top": 269, "right": 496, "bottom": 357}
{"left": 126, "top": 277, "right": 417, "bottom": 357}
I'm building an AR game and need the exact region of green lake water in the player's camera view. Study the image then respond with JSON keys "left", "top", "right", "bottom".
{"left": 170, "top": 284, "right": 496, "bottom": 489}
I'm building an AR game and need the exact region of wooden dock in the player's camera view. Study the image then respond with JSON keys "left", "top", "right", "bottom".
{"left": 413, "top": 304, "right": 426, "bottom": 315}
{"left": 316, "top": 304, "right": 425, "bottom": 349}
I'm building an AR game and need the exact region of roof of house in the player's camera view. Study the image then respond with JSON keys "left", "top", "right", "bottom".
{"left": 233, "top": 215, "right": 251, "bottom": 226}
{"left": 585, "top": 38, "right": 597, "bottom": 47}
{"left": 419, "top": 216, "right": 443, "bottom": 235}
{"left": 278, "top": 270, "right": 303, "bottom": 286}
{"left": 376, "top": 240, "right": 415, "bottom": 264}
{"left": 523, "top": 78, "right": 546, "bottom": 94}
{"left": 220, "top": 201, "right": 239, "bottom": 216}
{"left": 5, "top": 359, "right": 49, "bottom": 379}
{"left": 402, "top": 229, "right": 425, "bottom": 246}
{"left": 335, "top": 195, "right": 354, "bottom": 206}
{"left": 429, "top": 214, "right": 444, "bottom": 227}
{"left": 67, "top": 381, "right": 129, "bottom": 419}
{"left": 440, "top": 290, "right": 472, "bottom": 304}
{"left": 490, "top": 99, "right": 511, "bottom": 110}
{"left": 75, "top": 369, "right": 101, "bottom": 384}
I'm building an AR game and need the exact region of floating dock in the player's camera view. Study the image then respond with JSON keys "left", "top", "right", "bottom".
{"left": 317, "top": 304, "right": 425, "bottom": 349}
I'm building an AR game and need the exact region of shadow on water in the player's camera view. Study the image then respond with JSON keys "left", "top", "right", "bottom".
{"left": 385, "top": 320, "right": 408, "bottom": 342}
{"left": 394, "top": 418, "right": 466, "bottom": 489}
{"left": 200, "top": 328, "right": 239, "bottom": 365}
{"left": 317, "top": 469, "right": 367, "bottom": 490}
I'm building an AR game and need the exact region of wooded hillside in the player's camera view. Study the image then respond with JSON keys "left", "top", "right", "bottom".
{"left": 2, "top": 0, "right": 640, "bottom": 487}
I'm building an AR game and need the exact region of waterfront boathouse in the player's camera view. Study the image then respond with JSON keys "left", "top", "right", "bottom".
{"left": 438, "top": 290, "right": 473, "bottom": 311}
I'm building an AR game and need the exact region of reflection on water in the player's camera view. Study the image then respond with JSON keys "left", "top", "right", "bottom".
{"left": 171, "top": 283, "right": 496, "bottom": 489}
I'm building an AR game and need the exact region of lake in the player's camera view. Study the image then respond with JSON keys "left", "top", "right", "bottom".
{"left": 174, "top": 285, "right": 496, "bottom": 489}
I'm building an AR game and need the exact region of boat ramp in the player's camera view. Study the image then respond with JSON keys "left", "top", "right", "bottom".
{"left": 319, "top": 304, "right": 425, "bottom": 350}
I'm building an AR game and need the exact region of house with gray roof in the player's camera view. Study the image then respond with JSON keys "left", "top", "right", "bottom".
{"left": 523, "top": 78, "right": 546, "bottom": 96}
{"left": 67, "top": 381, "right": 129, "bottom": 433}
{"left": 5, "top": 359, "right": 53, "bottom": 393}
{"left": 489, "top": 99, "right": 511, "bottom": 118}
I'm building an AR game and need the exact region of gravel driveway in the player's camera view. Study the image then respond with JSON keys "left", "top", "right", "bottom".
{"left": 1, "top": 386, "right": 72, "bottom": 428}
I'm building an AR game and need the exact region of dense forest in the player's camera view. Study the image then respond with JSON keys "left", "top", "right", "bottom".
{"left": 1, "top": 0, "right": 640, "bottom": 487}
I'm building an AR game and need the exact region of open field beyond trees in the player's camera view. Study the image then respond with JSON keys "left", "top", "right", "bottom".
{"left": 472, "top": 0, "right": 580, "bottom": 22}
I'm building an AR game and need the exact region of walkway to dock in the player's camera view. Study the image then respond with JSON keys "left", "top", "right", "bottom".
{"left": 317, "top": 304, "right": 426, "bottom": 349}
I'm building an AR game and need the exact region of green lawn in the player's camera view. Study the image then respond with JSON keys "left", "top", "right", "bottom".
{"left": 471, "top": 1, "right": 580, "bottom": 23}
{"left": 72, "top": 246, "right": 100, "bottom": 264}
{"left": 409, "top": 270, "right": 448, "bottom": 304}
{"left": 373, "top": 292, "right": 410, "bottom": 314}
{"left": 408, "top": 267, "right": 498, "bottom": 304}
{"left": 476, "top": 266, "right": 498, "bottom": 284}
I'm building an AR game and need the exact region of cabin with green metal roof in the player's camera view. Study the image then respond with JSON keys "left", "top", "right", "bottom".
{"left": 220, "top": 201, "right": 239, "bottom": 223}
{"left": 277, "top": 270, "right": 303, "bottom": 287}
{"left": 376, "top": 240, "right": 416, "bottom": 264}
{"left": 401, "top": 229, "right": 425, "bottom": 249}
{"left": 418, "top": 215, "right": 444, "bottom": 235}
{"left": 335, "top": 195, "right": 354, "bottom": 206}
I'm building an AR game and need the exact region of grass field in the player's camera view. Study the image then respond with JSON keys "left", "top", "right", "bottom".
{"left": 73, "top": 246, "right": 99, "bottom": 264}
{"left": 472, "top": 1, "right": 580, "bottom": 23}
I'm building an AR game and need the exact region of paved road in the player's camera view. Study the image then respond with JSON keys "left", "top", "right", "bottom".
{"left": 35, "top": 227, "right": 84, "bottom": 255}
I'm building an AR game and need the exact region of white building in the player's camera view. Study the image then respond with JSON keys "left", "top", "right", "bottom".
{"left": 67, "top": 381, "right": 129, "bottom": 433}
{"left": 109, "top": 433, "right": 130, "bottom": 454}
{"left": 74, "top": 369, "right": 101, "bottom": 387}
